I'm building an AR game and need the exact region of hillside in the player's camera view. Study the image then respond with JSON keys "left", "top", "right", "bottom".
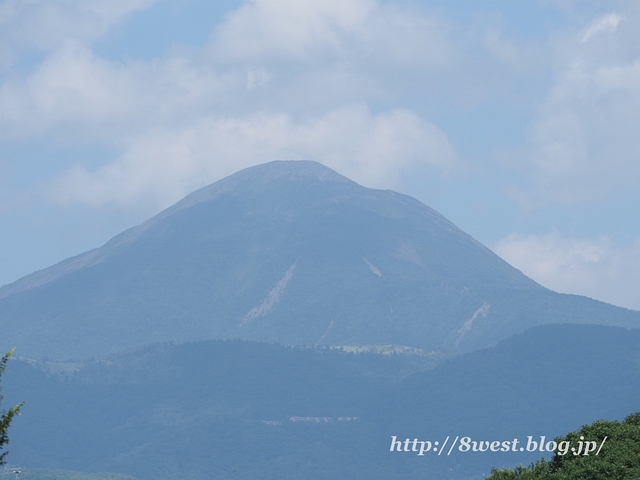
{"left": 1, "top": 161, "right": 639, "bottom": 360}
{"left": 4, "top": 324, "right": 640, "bottom": 479}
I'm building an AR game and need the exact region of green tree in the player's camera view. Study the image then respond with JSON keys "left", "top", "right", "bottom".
{"left": 486, "top": 412, "right": 640, "bottom": 480}
{"left": 1, "top": 349, "right": 24, "bottom": 466}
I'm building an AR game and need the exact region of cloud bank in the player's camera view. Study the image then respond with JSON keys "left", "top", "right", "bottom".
{"left": 1, "top": 0, "right": 460, "bottom": 210}
{"left": 48, "top": 106, "right": 456, "bottom": 208}
{"left": 517, "top": 7, "right": 640, "bottom": 206}
{"left": 494, "top": 232, "right": 640, "bottom": 310}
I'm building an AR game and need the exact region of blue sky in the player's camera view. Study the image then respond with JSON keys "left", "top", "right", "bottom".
{"left": 1, "top": 0, "right": 639, "bottom": 310}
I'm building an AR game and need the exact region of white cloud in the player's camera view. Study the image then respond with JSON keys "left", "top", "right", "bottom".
{"left": 0, "top": 0, "right": 460, "bottom": 211}
{"left": 581, "top": 13, "right": 621, "bottom": 42}
{"left": 0, "top": 41, "right": 228, "bottom": 141}
{"left": 0, "top": 0, "right": 458, "bottom": 141}
{"left": 48, "top": 106, "right": 457, "bottom": 209}
{"left": 479, "top": 25, "right": 548, "bottom": 86}
{"left": 246, "top": 68, "right": 271, "bottom": 90}
{"left": 514, "top": 7, "right": 640, "bottom": 206}
{"left": 0, "top": 0, "right": 155, "bottom": 55}
{"left": 494, "top": 232, "right": 640, "bottom": 310}
{"left": 209, "top": 0, "right": 456, "bottom": 72}
{"left": 0, "top": 41, "right": 137, "bottom": 139}
{"left": 211, "top": 0, "right": 374, "bottom": 62}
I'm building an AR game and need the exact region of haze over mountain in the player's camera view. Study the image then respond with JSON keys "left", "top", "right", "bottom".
{"left": 1, "top": 161, "right": 639, "bottom": 360}
{"left": 5, "top": 324, "right": 640, "bottom": 480}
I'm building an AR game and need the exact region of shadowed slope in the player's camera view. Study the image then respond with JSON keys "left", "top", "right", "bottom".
{"left": 4, "top": 324, "right": 640, "bottom": 479}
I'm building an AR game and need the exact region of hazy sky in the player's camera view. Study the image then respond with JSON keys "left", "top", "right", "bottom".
{"left": 1, "top": 0, "right": 639, "bottom": 310}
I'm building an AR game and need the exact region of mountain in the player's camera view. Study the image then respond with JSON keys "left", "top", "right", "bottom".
{"left": 4, "top": 324, "right": 640, "bottom": 479}
{"left": 1, "top": 161, "right": 639, "bottom": 360}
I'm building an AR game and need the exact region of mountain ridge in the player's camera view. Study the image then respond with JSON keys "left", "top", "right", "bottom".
{"left": 5, "top": 323, "right": 640, "bottom": 479}
{"left": 0, "top": 161, "right": 532, "bottom": 299}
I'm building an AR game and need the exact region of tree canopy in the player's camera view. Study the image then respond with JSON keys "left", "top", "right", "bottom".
{"left": 487, "top": 412, "right": 640, "bottom": 480}
{"left": 1, "top": 349, "right": 23, "bottom": 466}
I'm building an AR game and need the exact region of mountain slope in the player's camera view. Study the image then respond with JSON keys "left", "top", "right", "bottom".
{"left": 4, "top": 324, "right": 640, "bottom": 479}
{"left": 1, "top": 161, "right": 639, "bottom": 359}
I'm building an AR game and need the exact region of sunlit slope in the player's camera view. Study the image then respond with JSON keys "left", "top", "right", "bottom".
{"left": 1, "top": 161, "right": 638, "bottom": 359}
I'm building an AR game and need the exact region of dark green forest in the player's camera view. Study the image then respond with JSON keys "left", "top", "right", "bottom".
{"left": 487, "top": 413, "right": 640, "bottom": 480}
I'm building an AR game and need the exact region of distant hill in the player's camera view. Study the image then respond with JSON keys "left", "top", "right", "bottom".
{"left": 4, "top": 324, "right": 640, "bottom": 480}
{"left": 1, "top": 161, "right": 639, "bottom": 360}
{"left": 0, "top": 469, "right": 136, "bottom": 480}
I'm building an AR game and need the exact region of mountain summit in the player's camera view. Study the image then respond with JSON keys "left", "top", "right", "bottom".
{"left": 2, "top": 161, "right": 638, "bottom": 359}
